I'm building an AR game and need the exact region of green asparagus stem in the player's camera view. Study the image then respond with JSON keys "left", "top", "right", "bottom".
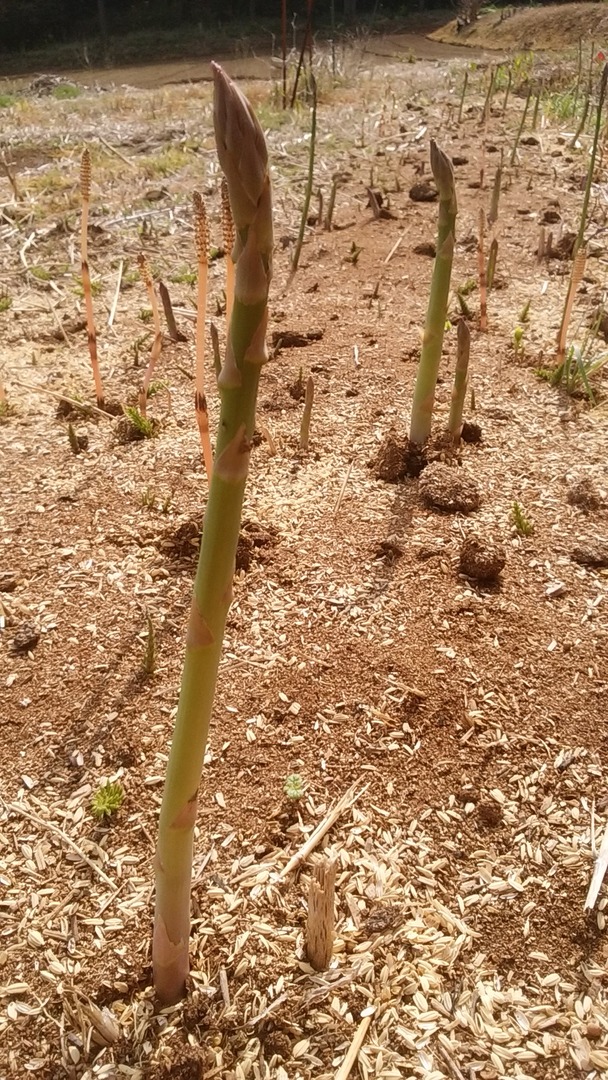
{"left": 448, "top": 319, "right": 470, "bottom": 439}
{"left": 409, "top": 141, "right": 457, "bottom": 447}
{"left": 153, "top": 63, "right": 273, "bottom": 1006}
{"left": 575, "top": 63, "right": 608, "bottom": 257}
{"left": 457, "top": 69, "right": 468, "bottom": 124}
{"left": 509, "top": 86, "right": 532, "bottom": 167}
{"left": 486, "top": 236, "right": 498, "bottom": 291}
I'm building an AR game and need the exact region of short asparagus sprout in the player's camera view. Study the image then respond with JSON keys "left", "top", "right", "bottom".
{"left": 292, "top": 73, "right": 317, "bottom": 274}
{"left": 409, "top": 141, "right": 457, "bottom": 447}
{"left": 143, "top": 612, "right": 155, "bottom": 676}
{"left": 513, "top": 325, "right": 525, "bottom": 358}
{"left": 91, "top": 780, "right": 124, "bottom": 820}
{"left": 299, "top": 375, "right": 314, "bottom": 451}
{"left": 477, "top": 207, "right": 487, "bottom": 331}
{"left": 556, "top": 246, "right": 587, "bottom": 368}
{"left": 512, "top": 500, "right": 534, "bottom": 537}
{"left": 486, "top": 237, "right": 498, "bottom": 291}
{"left": 457, "top": 69, "right": 468, "bottom": 124}
{"left": 284, "top": 773, "right": 306, "bottom": 800}
{"left": 448, "top": 319, "right": 470, "bottom": 440}
{"left": 509, "top": 85, "right": 532, "bottom": 167}
{"left": 153, "top": 63, "right": 273, "bottom": 1006}
{"left": 137, "top": 254, "right": 162, "bottom": 417}
{"left": 80, "top": 148, "right": 105, "bottom": 408}
{"left": 488, "top": 164, "right": 502, "bottom": 226}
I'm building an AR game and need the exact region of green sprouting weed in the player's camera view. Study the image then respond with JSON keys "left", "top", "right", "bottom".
{"left": 456, "top": 290, "right": 472, "bottom": 319}
{"left": 124, "top": 405, "right": 156, "bottom": 438}
{"left": 67, "top": 423, "right": 81, "bottom": 455}
{"left": 30, "top": 265, "right": 53, "bottom": 282}
{"left": 0, "top": 399, "right": 16, "bottom": 421}
{"left": 344, "top": 241, "right": 362, "bottom": 265}
{"left": 161, "top": 493, "right": 173, "bottom": 514}
{"left": 512, "top": 500, "right": 534, "bottom": 537}
{"left": 144, "top": 613, "right": 155, "bottom": 676}
{"left": 147, "top": 380, "right": 165, "bottom": 398}
{"left": 0, "top": 295, "right": 12, "bottom": 313}
{"left": 0, "top": 94, "right": 15, "bottom": 108}
{"left": 284, "top": 773, "right": 306, "bottom": 801}
{"left": 170, "top": 267, "right": 197, "bottom": 286}
{"left": 139, "top": 307, "right": 153, "bottom": 323}
{"left": 519, "top": 299, "right": 531, "bottom": 323}
{"left": 513, "top": 325, "right": 525, "bottom": 357}
{"left": 52, "top": 83, "right": 82, "bottom": 100}
{"left": 140, "top": 486, "right": 156, "bottom": 508}
{"left": 91, "top": 780, "right": 124, "bottom": 820}
{"left": 458, "top": 278, "right": 477, "bottom": 297}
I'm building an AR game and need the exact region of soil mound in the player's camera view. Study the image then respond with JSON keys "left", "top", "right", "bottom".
{"left": 432, "top": 2, "right": 608, "bottom": 52}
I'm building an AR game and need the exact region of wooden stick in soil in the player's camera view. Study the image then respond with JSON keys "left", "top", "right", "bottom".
{"left": 80, "top": 148, "right": 105, "bottom": 408}
{"left": 220, "top": 178, "right": 235, "bottom": 325}
{"left": 477, "top": 207, "right": 487, "bottom": 332}
{"left": 556, "top": 246, "right": 587, "bottom": 368}
{"left": 448, "top": 319, "right": 470, "bottom": 440}
{"left": 299, "top": 374, "right": 314, "bottom": 450}
{"left": 137, "top": 254, "right": 163, "bottom": 417}
{"left": 306, "top": 858, "right": 336, "bottom": 970}
{"left": 192, "top": 191, "right": 214, "bottom": 483}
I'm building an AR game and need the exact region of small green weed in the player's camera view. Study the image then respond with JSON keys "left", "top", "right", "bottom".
{"left": 284, "top": 774, "right": 306, "bottom": 801}
{"left": 512, "top": 500, "right": 534, "bottom": 537}
{"left": 0, "top": 295, "right": 12, "bottom": 313}
{"left": 344, "top": 241, "right": 362, "bottom": 265}
{"left": 140, "top": 486, "right": 156, "bottom": 508}
{"left": 52, "top": 83, "right": 82, "bottom": 100}
{"left": 124, "top": 405, "right": 156, "bottom": 438}
{"left": 91, "top": 780, "right": 124, "bottom": 820}
{"left": 512, "top": 325, "right": 525, "bottom": 358}
{"left": 139, "top": 307, "right": 153, "bottom": 324}
{"left": 0, "top": 399, "right": 16, "bottom": 421}
{"left": 519, "top": 299, "right": 531, "bottom": 323}
{"left": 0, "top": 94, "right": 15, "bottom": 108}
{"left": 30, "top": 265, "right": 53, "bottom": 282}
{"left": 170, "top": 267, "right": 197, "bottom": 286}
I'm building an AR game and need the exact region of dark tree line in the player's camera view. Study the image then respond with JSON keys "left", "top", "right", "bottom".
{"left": 0, "top": 0, "right": 570, "bottom": 54}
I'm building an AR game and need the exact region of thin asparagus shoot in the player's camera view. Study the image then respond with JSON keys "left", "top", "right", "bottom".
{"left": 221, "top": 177, "right": 236, "bottom": 325}
{"left": 457, "top": 69, "right": 468, "bottom": 124}
{"left": 193, "top": 191, "right": 213, "bottom": 483}
{"left": 291, "top": 73, "right": 317, "bottom": 274}
{"left": 153, "top": 63, "right": 273, "bottom": 1006}
{"left": 137, "top": 254, "right": 163, "bottom": 417}
{"left": 299, "top": 374, "right": 314, "bottom": 450}
{"left": 488, "top": 163, "right": 502, "bottom": 226}
{"left": 575, "top": 63, "right": 608, "bottom": 257}
{"left": 502, "top": 65, "right": 512, "bottom": 116}
{"left": 509, "top": 86, "right": 532, "bottom": 167}
{"left": 409, "top": 141, "right": 457, "bottom": 447}
{"left": 448, "top": 319, "right": 470, "bottom": 439}
{"left": 80, "top": 148, "right": 105, "bottom": 408}
{"left": 478, "top": 207, "right": 487, "bottom": 331}
{"left": 486, "top": 236, "right": 498, "bottom": 291}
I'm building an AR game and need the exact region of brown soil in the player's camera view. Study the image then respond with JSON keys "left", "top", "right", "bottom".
{"left": 1, "top": 18, "right": 608, "bottom": 1080}
{"left": 434, "top": 2, "right": 608, "bottom": 52}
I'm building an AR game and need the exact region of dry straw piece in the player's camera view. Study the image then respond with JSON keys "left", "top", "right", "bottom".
{"left": 137, "top": 253, "right": 162, "bottom": 416}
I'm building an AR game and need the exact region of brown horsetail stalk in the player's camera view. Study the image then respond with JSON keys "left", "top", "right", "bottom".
{"left": 477, "top": 207, "right": 487, "bottom": 331}
{"left": 153, "top": 64, "right": 273, "bottom": 1005}
{"left": 448, "top": 319, "right": 470, "bottom": 439}
{"left": 556, "top": 246, "right": 587, "bottom": 368}
{"left": 221, "top": 177, "right": 235, "bottom": 324}
{"left": 137, "top": 254, "right": 162, "bottom": 416}
{"left": 409, "top": 141, "right": 457, "bottom": 447}
{"left": 192, "top": 190, "right": 213, "bottom": 483}
{"left": 299, "top": 374, "right": 314, "bottom": 450}
{"left": 80, "top": 148, "right": 104, "bottom": 408}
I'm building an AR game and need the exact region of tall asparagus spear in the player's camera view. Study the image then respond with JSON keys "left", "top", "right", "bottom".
{"left": 192, "top": 190, "right": 214, "bottom": 482}
{"left": 221, "top": 177, "right": 236, "bottom": 325}
{"left": 153, "top": 63, "right": 273, "bottom": 1006}
{"left": 80, "top": 148, "right": 105, "bottom": 408}
{"left": 409, "top": 141, "right": 457, "bottom": 447}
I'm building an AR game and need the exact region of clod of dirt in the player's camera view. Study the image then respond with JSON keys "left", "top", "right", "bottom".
{"left": 236, "top": 521, "right": 278, "bottom": 572}
{"left": 409, "top": 180, "right": 438, "bottom": 203}
{"left": 549, "top": 230, "right": 576, "bottom": 260}
{"left": 461, "top": 421, "right": 483, "bottom": 443}
{"left": 0, "top": 571, "right": 18, "bottom": 592}
{"left": 371, "top": 431, "right": 425, "bottom": 481}
{"left": 271, "top": 329, "right": 323, "bottom": 352}
{"left": 419, "top": 462, "right": 481, "bottom": 513}
{"left": 288, "top": 376, "right": 306, "bottom": 401}
{"left": 540, "top": 207, "right": 561, "bottom": 225}
{"left": 571, "top": 539, "right": 608, "bottom": 568}
{"left": 477, "top": 800, "right": 503, "bottom": 827}
{"left": 144, "top": 186, "right": 169, "bottom": 202}
{"left": 452, "top": 155, "right": 469, "bottom": 166}
{"left": 459, "top": 535, "right": 506, "bottom": 582}
{"left": 163, "top": 516, "right": 201, "bottom": 559}
{"left": 521, "top": 135, "right": 540, "bottom": 147}
{"left": 362, "top": 902, "right": 403, "bottom": 935}
{"left": 374, "top": 537, "right": 404, "bottom": 563}
{"left": 156, "top": 1044, "right": 205, "bottom": 1080}
{"left": 12, "top": 621, "right": 40, "bottom": 653}
{"left": 567, "top": 477, "right": 604, "bottom": 512}
{"left": 413, "top": 241, "right": 436, "bottom": 257}
{"left": 71, "top": 428, "right": 89, "bottom": 452}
